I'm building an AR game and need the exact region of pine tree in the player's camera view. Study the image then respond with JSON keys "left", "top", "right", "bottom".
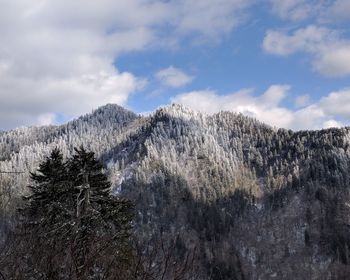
{"left": 67, "top": 146, "right": 133, "bottom": 278}
{"left": 23, "top": 148, "right": 74, "bottom": 239}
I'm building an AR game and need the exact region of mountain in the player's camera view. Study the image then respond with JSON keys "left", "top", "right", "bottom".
{"left": 1, "top": 104, "right": 350, "bottom": 279}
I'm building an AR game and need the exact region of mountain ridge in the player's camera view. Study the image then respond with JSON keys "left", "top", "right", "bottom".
{"left": 2, "top": 103, "right": 350, "bottom": 279}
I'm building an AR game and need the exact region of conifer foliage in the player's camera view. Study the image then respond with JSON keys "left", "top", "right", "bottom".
{"left": 4, "top": 147, "right": 133, "bottom": 279}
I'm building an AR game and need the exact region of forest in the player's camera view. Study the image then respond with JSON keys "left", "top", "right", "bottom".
{"left": 1, "top": 104, "right": 350, "bottom": 279}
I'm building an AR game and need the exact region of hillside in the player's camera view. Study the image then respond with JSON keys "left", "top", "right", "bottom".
{"left": 1, "top": 104, "right": 350, "bottom": 279}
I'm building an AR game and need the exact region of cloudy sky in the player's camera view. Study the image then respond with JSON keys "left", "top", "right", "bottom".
{"left": 0, "top": 0, "right": 349, "bottom": 130}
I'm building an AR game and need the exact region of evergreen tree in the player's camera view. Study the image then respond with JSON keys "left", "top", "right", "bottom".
{"left": 67, "top": 146, "right": 133, "bottom": 279}
{"left": 23, "top": 148, "right": 73, "bottom": 239}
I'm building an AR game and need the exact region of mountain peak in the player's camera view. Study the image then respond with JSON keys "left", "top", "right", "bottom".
{"left": 154, "top": 103, "right": 206, "bottom": 122}
{"left": 91, "top": 103, "right": 137, "bottom": 118}
{"left": 73, "top": 103, "right": 138, "bottom": 129}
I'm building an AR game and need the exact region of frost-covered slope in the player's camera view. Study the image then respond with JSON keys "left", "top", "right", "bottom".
{"left": 2, "top": 103, "right": 350, "bottom": 279}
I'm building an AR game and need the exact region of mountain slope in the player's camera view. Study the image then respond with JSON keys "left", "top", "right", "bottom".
{"left": 1, "top": 104, "right": 350, "bottom": 279}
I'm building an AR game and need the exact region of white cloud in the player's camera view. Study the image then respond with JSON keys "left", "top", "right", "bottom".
{"left": 171, "top": 86, "right": 350, "bottom": 130}
{"left": 0, "top": 68, "right": 144, "bottom": 130}
{"left": 313, "top": 46, "right": 350, "bottom": 77}
{"left": 294, "top": 95, "right": 310, "bottom": 107}
{"left": 291, "top": 105, "right": 327, "bottom": 130}
{"left": 156, "top": 66, "right": 194, "bottom": 88}
{"left": 174, "top": 0, "right": 252, "bottom": 41}
{"left": 0, "top": 0, "right": 252, "bottom": 130}
{"left": 269, "top": 0, "right": 319, "bottom": 21}
{"left": 328, "top": 0, "right": 350, "bottom": 21}
{"left": 319, "top": 89, "right": 350, "bottom": 118}
{"left": 263, "top": 26, "right": 334, "bottom": 55}
{"left": 261, "top": 85, "right": 290, "bottom": 106}
{"left": 267, "top": 1, "right": 350, "bottom": 77}
{"left": 171, "top": 85, "right": 296, "bottom": 129}
{"left": 263, "top": 25, "right": 350, "bottom": 77}
{"left": 269, "top": 0, "right": 350, "bottom": 23}
{"left": 37, "top": 113, "right": 57, "bottom": 126}
{"left": 323, "top": 119, "right": 343, "bottom": 128}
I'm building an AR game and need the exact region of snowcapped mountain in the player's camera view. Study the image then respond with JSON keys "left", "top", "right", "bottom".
{"left": 1, "top": 103, "right": 350, "bottom": 279}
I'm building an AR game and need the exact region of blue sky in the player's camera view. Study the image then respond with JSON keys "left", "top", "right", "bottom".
{"left": 0, "top": 0, "right": 349, "bottom": 130}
